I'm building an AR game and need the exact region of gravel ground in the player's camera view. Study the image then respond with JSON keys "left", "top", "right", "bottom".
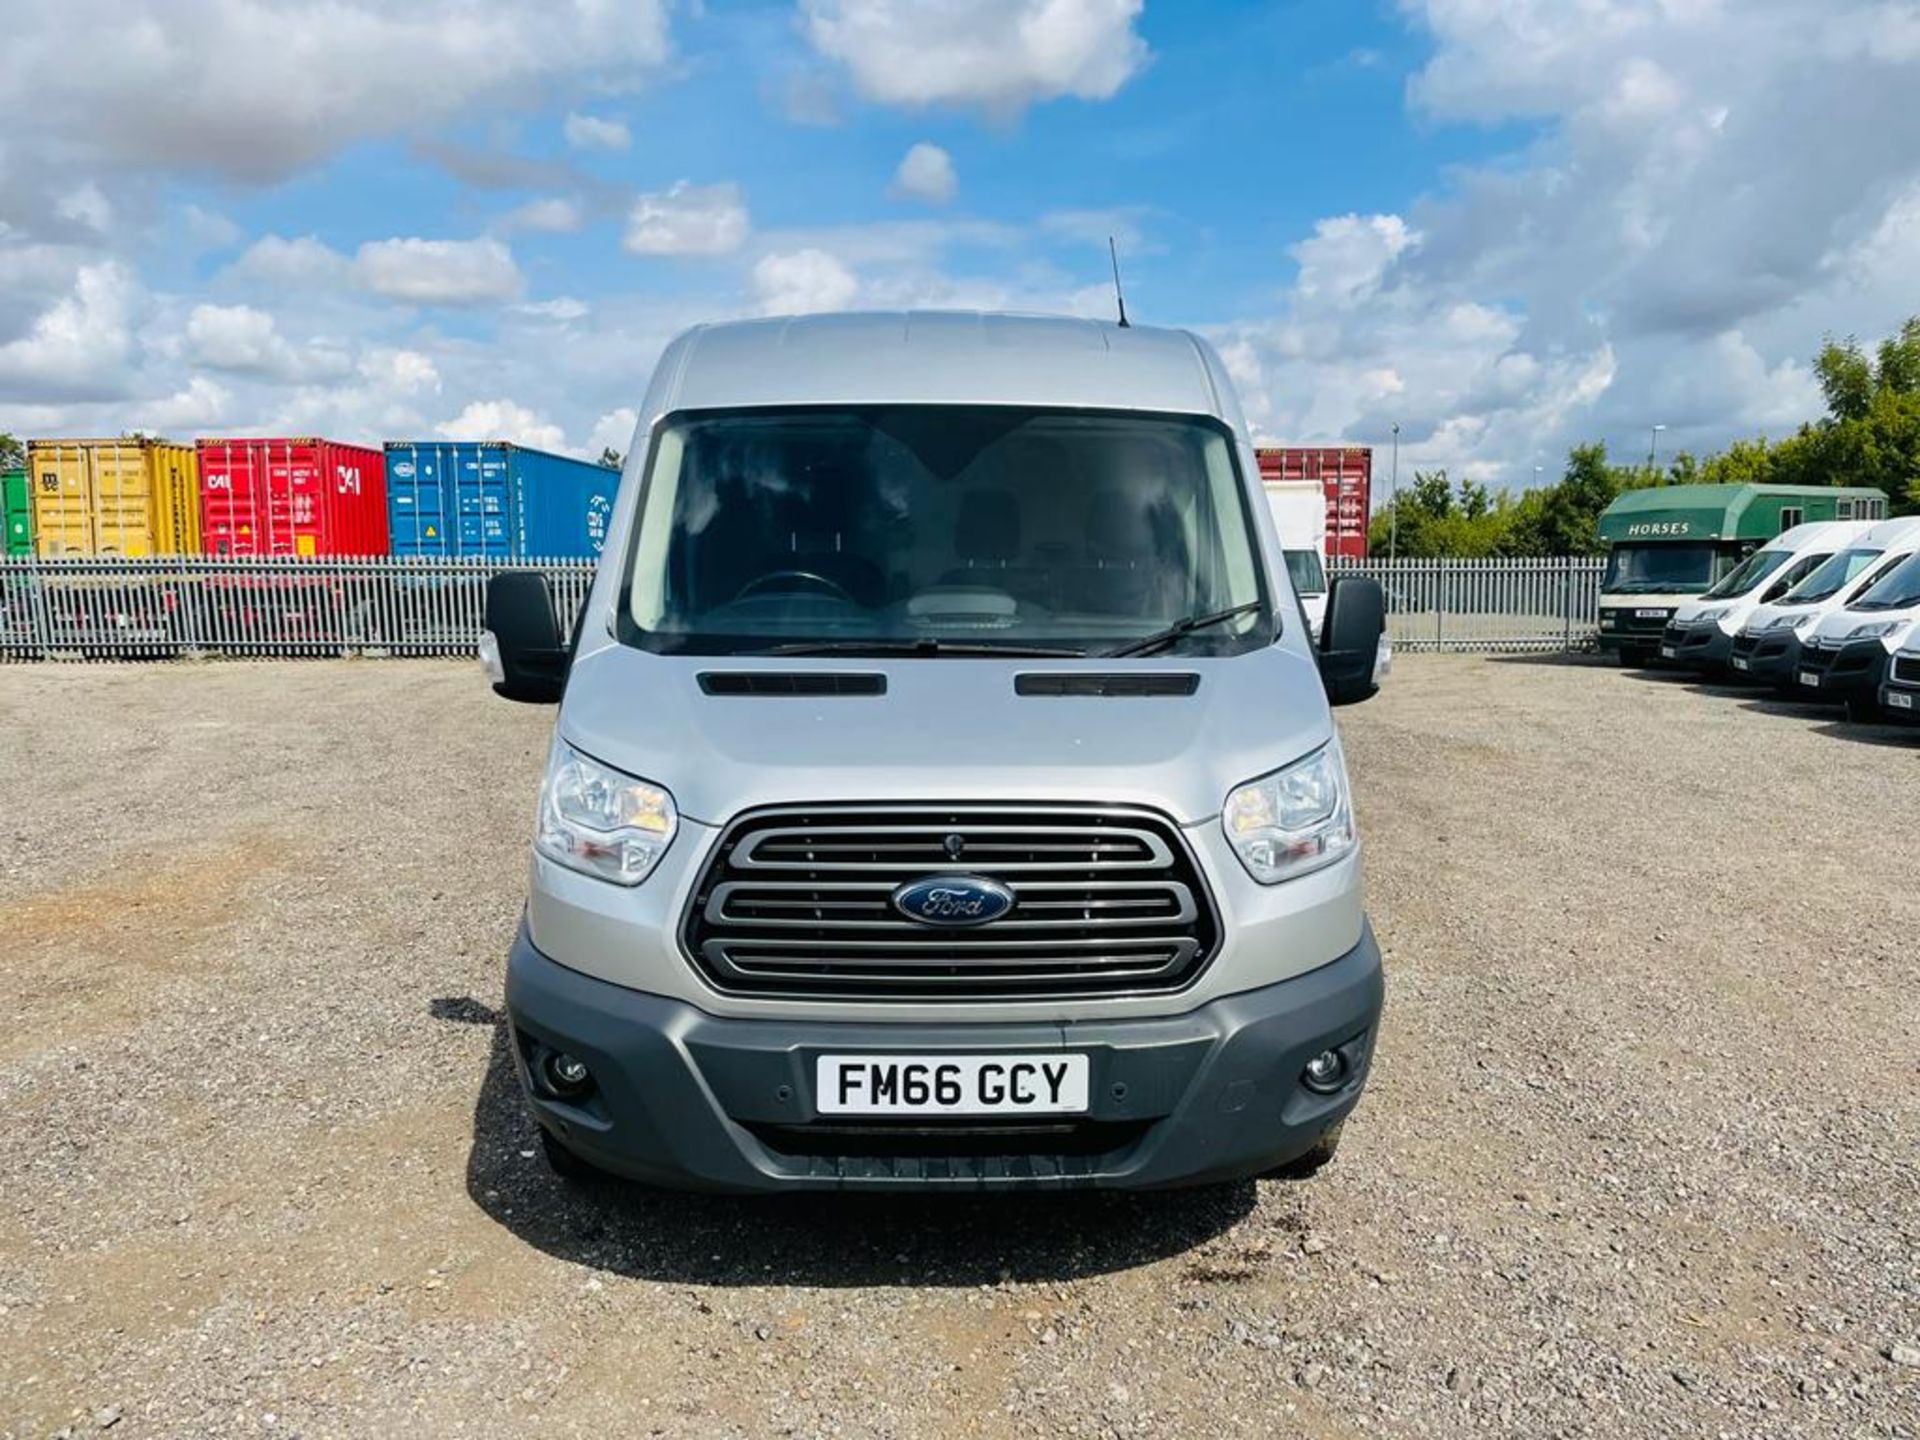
{"left": 1, "top": 655, "right": 1915, "bottom": 1439}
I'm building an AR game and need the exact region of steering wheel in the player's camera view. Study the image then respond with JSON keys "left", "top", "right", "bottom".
{"left": 733, "top": 569, "right": 856, "bottom": 604}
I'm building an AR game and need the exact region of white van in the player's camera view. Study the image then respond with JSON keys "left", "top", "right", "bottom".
{"left": 1659, "top": 520, "right": 1868, "bottom": 672}
{"left": 1727, "top": 517, "right": 1920, "bottom": 688}
{"left": 1877, "top": 626, "right": 1920, "bottom": 723}
{"left": 480, "top": 311, "right": 1390, "bottom": 1193}
{"left": 1264, "top": 482, "right": 1329, "bottom": 638}
{"left": 1796, "top": 543, "right": 1920, "bottom": 719}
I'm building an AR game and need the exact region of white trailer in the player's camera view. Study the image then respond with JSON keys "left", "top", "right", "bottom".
{"left": 1264, "top": 481, "right": 1329, "bottom": 638}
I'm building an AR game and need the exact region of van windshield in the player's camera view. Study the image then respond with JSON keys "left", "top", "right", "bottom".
{"left": 1849, "top": 551, "right": 1920, "bottom": 611}
{"left": 1284, "top": 549, "right": 1327, "bottom": 597}
{"left": 1700, "top": 546, "right": 1792, "bottom": 600}
{"left": 1783, "top": 546, "right": 1885, "bottom": 604}
{"left": 1601, "top": 542, "right": 1725, "bottom": 594}
{"left": 622, "top": 406, "right": 1269, "bottom": 656}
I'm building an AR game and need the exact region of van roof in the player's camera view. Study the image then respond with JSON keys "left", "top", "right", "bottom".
{"left": 1860, "top": 515, "right": 1920, "bottom": 547}
{"left": 648, "top": 311, "right": 1232, "bottom": 419}
{"left": 1766, "top": 519, "right": 1871, "bottom": 548}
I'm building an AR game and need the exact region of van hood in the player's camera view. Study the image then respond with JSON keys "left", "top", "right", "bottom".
{"left": 1741, "top": 598, "right": 1827, "bottom": 635}
{"left": 1809, "top": 605, "right": 1919, "bottom": 647}
{"left": 555, "top": 642, "right": 1335, "bottom": 826}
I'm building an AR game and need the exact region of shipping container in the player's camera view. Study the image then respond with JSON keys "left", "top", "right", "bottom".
{"left": 1256, "top": 446, "right": 1372, "bottom": 561}
{"left": 196, "top": 437, "right": 389, "bottom": 557}
{"left": 26, "top": 438, "right": 202, "bottom": 556}
{"left": 384, "top": 441, "right": 616, "bottom": 560}
{"left": 3, "top": 467, "right": 30, "bottom": 555}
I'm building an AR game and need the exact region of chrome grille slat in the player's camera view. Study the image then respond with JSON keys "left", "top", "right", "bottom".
{"left": 683, "top": 804, "right": 1219, "bottom": 1000}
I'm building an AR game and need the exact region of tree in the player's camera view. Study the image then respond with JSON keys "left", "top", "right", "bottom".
{"left": 0, "top": 432, "right": 23, "bottom": 470}
{"left": 1368, "top": 469, "right": 1518, "bottom": 556}
{"left": 597, "top": 446, "right": 623, "bottom": 470}
{"left": 1664, "top": 450, "right": 1702, "bottom": 485}
{"left": 1816, "top": 335, "right": 1876, "bottom": 421}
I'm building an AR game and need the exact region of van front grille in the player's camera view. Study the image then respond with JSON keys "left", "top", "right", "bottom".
{"left": 682, "top": 805, "right": 1219, "bottom": 1000}
{"left": 1893, "top": 654, "right": 1920, "bottom": 686}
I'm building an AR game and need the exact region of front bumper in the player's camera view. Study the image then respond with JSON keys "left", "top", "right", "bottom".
{"left": 505, "top": 920, "right": 1384, "bottom": 1193}
{"left": 1878, "top": 663, "right": 1920, "bottom": 724}
{"left": 1792, "top": 639, "right": 1889, "bottom": 704}
{"left": 1597, "top": 608, "right": 1674, "bottom": 655}
{"left": 1728, "top": 629, "right": 1802, "bottom": 686}
{"left": 1660, "top": 621, "right": 1734, "bottom": 670}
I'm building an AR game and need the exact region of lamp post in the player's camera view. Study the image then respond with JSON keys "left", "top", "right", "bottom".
{"left": 1387, "top": 423, "right": 1401, "bottom": 563}
{"left": 1647, "top": 422, "right": 1667, "bottom": 473}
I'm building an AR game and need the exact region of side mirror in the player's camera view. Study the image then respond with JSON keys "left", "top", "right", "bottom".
{"left": 1317, "top": 574, "right": 1385, "bottom": 706}
{"left": 483, "top": 571, "right": 569, "bottom": 704}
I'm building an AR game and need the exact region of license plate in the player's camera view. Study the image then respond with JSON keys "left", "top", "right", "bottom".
{"left": 1660, "top": 645, "right": 1676, "bottom": 658}
{"left": 1731, "top": 656, "right": 1749, "bottom": 671}
{"left": 1890, "top": 691, "right": 1913, "bottom": 710}
{"left": 1636, "top": 609, "right": 1668, "bottom": 619}
{"left": 1799, "top": 670, "right": 1819, "bottom": 688}
{"left": 816, "top": 1054, "right": 1089, "bottom": 1116}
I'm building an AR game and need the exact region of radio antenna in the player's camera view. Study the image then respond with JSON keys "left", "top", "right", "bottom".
{"left": 1108, "top": 236, "right": 1131, "bottom": 328}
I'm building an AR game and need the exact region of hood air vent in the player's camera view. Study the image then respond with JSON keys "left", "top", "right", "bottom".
{"left": 699, "top": 671, "right": 887, "bottom": 696}
{"left": 1015, "top": 672, "right": 1200, "bottom": 697}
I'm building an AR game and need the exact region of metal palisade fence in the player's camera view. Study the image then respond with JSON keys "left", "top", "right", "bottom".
{"left": 1334, "top": 556, "right": 1604, "bottom": 652}
{"left": 0, "top": 553, "right": 1605, "bottom": 662}
{"left": 0, "top": 555, "right": 598, "bottom": 662}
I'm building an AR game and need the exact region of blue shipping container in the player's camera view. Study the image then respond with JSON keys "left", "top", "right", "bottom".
{"left": 383, "top": 441, "right": 617, "bottom": 559}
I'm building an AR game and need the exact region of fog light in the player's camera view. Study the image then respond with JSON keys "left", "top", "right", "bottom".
{"left": 542, "top": 1049, "right": 594, "bottom": 1098}
{"left": 1302, "top": 1049, "right": 1348, "bottom": 1094}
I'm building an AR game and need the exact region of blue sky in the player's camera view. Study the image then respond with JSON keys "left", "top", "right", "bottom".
{"left": 3, "top": 0, "right": 1918, "bottom": 489}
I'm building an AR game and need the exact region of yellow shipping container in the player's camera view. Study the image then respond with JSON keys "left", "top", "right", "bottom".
{"left": 26, "top": 438, "right": 202, "bottom": 557}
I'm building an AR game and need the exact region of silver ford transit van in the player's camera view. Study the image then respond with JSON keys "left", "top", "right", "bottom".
{"left": 482, "top": 311, "right": 1388, "bottom": 1192}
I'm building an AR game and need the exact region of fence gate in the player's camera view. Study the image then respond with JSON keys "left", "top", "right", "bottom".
{"left": 1332, "top": 557, "right": 1603, "bottom": 652}
{"left": 0, "top": 555, "right": 598, "bottom": 662}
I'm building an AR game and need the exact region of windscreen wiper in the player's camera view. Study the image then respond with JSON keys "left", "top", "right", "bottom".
{"left": 1103, "top": 601, "right": 1263, "bottom": 659}
{"left": 757, "top": 638, "right": 1089, "bottom": 658}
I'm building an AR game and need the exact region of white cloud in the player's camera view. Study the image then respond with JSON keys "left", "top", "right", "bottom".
{"left": 801, "top": 0, "right": 1149, "bottom": 117}
{"left": 183, "top": 303, "right": 344, "bottom": 379}
{"left": 435, "top": 398, "right": 567, "bottom": 452}
{"left": 752, "top": 248, "right": 860, "bottom": 315}
{"left": 588, "top": 407, "right": 640, "bottom": 459}
{"left": 134, "top": 375, "right": 233, "bottom": 431}
{"left": 351, "top": 237, "right": 523, "bottom": 305}
{"left": 1290, "top": 214, "right": 1418, "bottom": 305}
{"left": 890, "top": 143, "right": 957, "bottom": 205}
{"left": 229, "top": 234, "right": 354, "bottom": 286}
{"left": 515, "top": 297, "right": 591, "bottom": 322}
{"left": 624, "top": 181, "right": 751, "bottom": 256}
{"left": 499, "top": 197, "right": 584, "bottom": 233}
{"left": 56, "top": 182, "right": 113, "bottom": 234}
{"left": 181, "top": 204, "right": 243, "bottom": 251}
{"left": 563, "top": 112, "right": 631, "bottom": 151}
{"left": 0, "top": 261, "right": 138, "bottom": 401}
{"left": 1, "top": 0, "right": 673, "bottom": 183}
{"left": 225, "top": 233, "right": 523, "bottom": 305}
{"left": 359, "top": 347, "right": 442, "bottom": 394}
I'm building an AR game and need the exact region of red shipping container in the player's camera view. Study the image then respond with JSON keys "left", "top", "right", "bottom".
{"left": 195, "top": 437, "right": 390, "bottom": 557}
{"left": 1255, "top": 446, "right": 1372, "bottom": 560}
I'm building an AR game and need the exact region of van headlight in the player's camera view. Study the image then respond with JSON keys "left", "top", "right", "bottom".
{"left": 1768, "top": 611, "right": 1811, "bottom": 633}
{"left": 1693, "top": 606, "right": 1728, "bottom": 626}
{"left": 1848, "top": 619, "right": 1910, "bottom": 644}
{"left": 536, "top": 741, "right": 677, "bottom": 885}
{"left": 1223, "top": 738, "right": 1356, "bottom": 884}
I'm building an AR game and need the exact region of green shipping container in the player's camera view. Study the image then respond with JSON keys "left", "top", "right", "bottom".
{"left": 3, "top": 467, "right": 31, "bottom": 555}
